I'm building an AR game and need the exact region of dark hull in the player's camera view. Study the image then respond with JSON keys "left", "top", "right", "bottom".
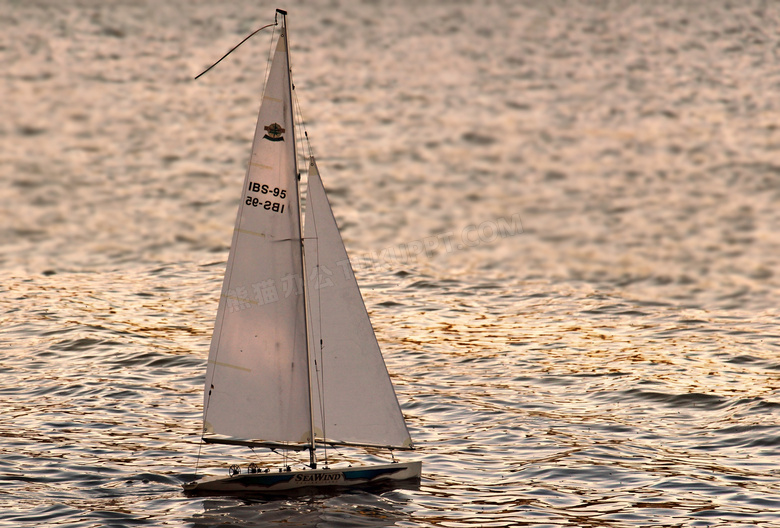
{"left": 183, "top": 461, "right": 421, "bottom": 496}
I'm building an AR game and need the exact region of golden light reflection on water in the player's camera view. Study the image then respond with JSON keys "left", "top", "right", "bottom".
{"left": 4, "top": 0, "right": 780, "bottom": 525}
{"left": 3, "top": 266, "right": 780, "bottom": 525}
{"left": 365, "top": 275, "right": 780, "bottom": 525}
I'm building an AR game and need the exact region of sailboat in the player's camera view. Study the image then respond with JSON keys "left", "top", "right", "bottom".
{"left": 183, "top": 9, "right": 421, "bottom": 495}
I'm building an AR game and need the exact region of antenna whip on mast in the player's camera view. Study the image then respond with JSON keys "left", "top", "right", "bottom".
{"left": 195, "top": 19, "right": 278, "bottom": 80}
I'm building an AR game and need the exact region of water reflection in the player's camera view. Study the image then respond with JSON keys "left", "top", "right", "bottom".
{"left": 191, "top": 489, "right": 416, "bottom": 528}
{"left": 3, "top": 0, "right": 780, "bottom": 526}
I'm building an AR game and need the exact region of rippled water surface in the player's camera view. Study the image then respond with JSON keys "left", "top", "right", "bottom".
{"left": 3, "top": 0, "right": 780, "bottom": 526}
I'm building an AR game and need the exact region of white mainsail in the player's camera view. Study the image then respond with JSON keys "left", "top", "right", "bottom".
{"left": 304, "top": 159, "right": 413, "bottom": 450}
{"left": 203, "top": 30, "right": 312, "bottom": 446}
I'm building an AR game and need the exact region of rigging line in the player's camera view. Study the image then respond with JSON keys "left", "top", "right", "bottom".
{"left": 290, "top": 85, "right": 304, "bottom": 169}
{"left": 292, "top": 87, "right": 314, "bottom": 163}
{"left": 300, "top": 159, "right": 327, "bottom": 466}
{"left": 285, "top": 19, "right": 308, "bottom": 165}
{"left": 195, "top": 436, "right": 204, "bottom": 476}
{"left": 194, "top": 21, "right": 277, "bottom": 80}
{"left": 263, "top": 19, "right": 277, "bottom": 95}
{"left": 311, "top": 224, "right": 328, "bottom": 465}
{"left": 312, "top": 173, "right": 329, "bottom": 466}
{"left": 287, "top": 38, "right": 323, "bottom": 469}
{"left": 292, "top": 89, "right": 309, "bottom": 162}
{"left": 280, "top": 13, "right": 317, "bottom": 470}
{"left": 289, "top": 60, "right": 319, "bottom": 443}
{"left": 303, "top": 163, "right": 322, "bottom": 449}
{"left": 311, "top": 175, "right": 327, "bottom": 465}
{"left": 317, "top": 253, "right": 328, "bottom": 466}
{"left": 289, "top": 54, "right": 313, "bottom": 163}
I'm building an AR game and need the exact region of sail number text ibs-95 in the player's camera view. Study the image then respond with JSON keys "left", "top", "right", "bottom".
{"left": 246, "top": 181, "right": 286, "bottom": 214}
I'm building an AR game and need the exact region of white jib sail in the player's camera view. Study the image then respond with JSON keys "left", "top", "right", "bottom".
{"left": 304, "top": 159, "right": 413, "bottom": 449}
{"left": 203, "top": 31, "right": 312, "bottom": 446}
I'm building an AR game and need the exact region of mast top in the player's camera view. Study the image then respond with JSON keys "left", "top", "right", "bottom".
{"left": 276, "top": 8, "right": 288, "bottom": 16}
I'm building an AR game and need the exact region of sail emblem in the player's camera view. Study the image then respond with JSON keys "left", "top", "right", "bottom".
{"left": 263, "top": 122, "right": 285, "bottom": 142}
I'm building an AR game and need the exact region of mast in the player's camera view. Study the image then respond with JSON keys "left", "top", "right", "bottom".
{"left": 277, "top": 8, "right": 317, "bottom": 468}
